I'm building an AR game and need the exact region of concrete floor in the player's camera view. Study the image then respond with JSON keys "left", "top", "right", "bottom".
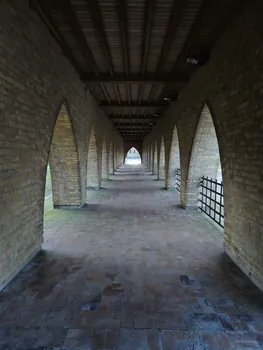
{"left": 1, "top": 164, "right": 263, "bottom": 349}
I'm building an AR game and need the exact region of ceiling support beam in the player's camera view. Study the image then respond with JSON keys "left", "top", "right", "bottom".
{"left": 82, "top": 74, "right": 187, "bottom": 86}
{"left": 147, "top": 0, "right": 185, "bottom": 104}
{"left": 32, "top": 1, "right": 83, "bottom": 76}
{"left": 117, "top": 0, "right": 131, "bottom": 105}
{"left": 40, "top": 0, "right": 113, "bottom": 108}
{"left": 115, "top": 124, "right": 155, "bottom": 128}
{"left": 108, "top": 115, "right": 160, "bottom": 120}
{"left": 86, "top": 0, "right": 123, "bottom": 111}
{"left": 100, "top": 101, "right": 169, "bottom": 108}
{"left": 137, "top": 0, "right": 157, "bottom": 111}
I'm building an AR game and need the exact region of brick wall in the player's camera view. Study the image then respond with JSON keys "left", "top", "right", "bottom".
{"left": 166, "top": 126, "right": 180, "bottom": 189}
{"left": 0, "top": 1, "right": 123, "bottom": 288}
{"left": 87, "top": 126, "right": 100, "bottom": 189}
{"left": 49, "top": 103, "right": 82, "bottom": 207}
{"left": 185, "top": 104, "right": 220, "bottom": 208}
{"left": 101, "top": 140, "right": 109, "bottom": 180}
{"left": 144, "top": 1, "right": 263, "bottom": 290}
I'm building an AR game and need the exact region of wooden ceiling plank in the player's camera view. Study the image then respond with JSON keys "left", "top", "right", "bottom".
{"left": 82, "top": 74, "right": 187, "bottom": 85}
{"left": 147, "top": 0, "right": 185, "bottom": 104}
{"left": 33, "top": 1, "right": 83, "bottom": 76}
{"left": 100, "top": 101, "right": 168, "bottom": 108}
{"left": 108, "top": 115, "right": 160, "bottom": 120}
{"left": 86, "top": 0, "right": 122, "bottom": 105}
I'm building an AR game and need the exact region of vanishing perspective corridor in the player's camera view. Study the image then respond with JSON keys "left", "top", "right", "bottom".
{"left": 1, "top": 165, "right": 263, "bottom": 349}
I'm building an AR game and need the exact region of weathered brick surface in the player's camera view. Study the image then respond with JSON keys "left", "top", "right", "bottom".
{"left": 87, "top": 127, "right": 100, "bottom": 189}
{"left": 49, "top": 103, "right": 81, "bottom": 206}
{"left": 101, "top": 140, "right": 109, "bottom": 180}
{"left": 166, "top": 126, "right": 180, "bottom": 189}
{"left": 144, "top": 1, "right": 263, "bottom": 289}
{"left": 158, "top": 137, "right": 165, "bottom": 180}
{"left": 0, "top": 1, "right": 123, "bottom": 287}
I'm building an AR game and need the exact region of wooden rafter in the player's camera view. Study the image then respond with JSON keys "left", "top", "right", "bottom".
{"left": 147, "top": 0, "right": 185, "bottom": 103}
{"left": 137, "top": 0, "right": 157, "bottom": 112}
{"left": 82, "top": 74, "right": 188, "bottom": 86}
{"left": 86, "top": 0, "right": 122, "bottom": 107}
{"left": 117, "top": 0, "right": 131, "bottom": 104}
{"left": 108, "top": 115, "right": 160, "bottom": 120}
{"left": 100, "top": 101, "right": 169, "bottom": 108}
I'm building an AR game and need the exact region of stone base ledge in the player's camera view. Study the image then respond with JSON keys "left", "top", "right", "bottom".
{"left": 86, "top": 187, "right": 101, "bottom": 190}
{"left": 0, "top": 248, "right": 41, "bottom": 292}
{"left": 53, "top": 204, "right": 83, "bottom": 209}
{"left": 182, "top": 205, "right": 199, "bottom": 210}
{"left": 225, "top": 247, "right": 263, "bottom": 293}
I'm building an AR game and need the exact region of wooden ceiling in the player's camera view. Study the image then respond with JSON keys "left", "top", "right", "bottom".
{"left": 32, "top": 0, "right": 245, "bottom": 141}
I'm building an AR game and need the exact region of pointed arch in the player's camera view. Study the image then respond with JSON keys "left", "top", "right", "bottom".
{"left": 48, "top": 102, "right": 81, "bottom": 207}
{"left": 125, "top": 147, "right": 141, "bottom": 164}
{"left": 167, "top": 126, "right": 180, "bottom": 189}
{"left": 153, "top": 141, "right": 158, "bottom": 174}
{"left": 101, "top": 138, "right": 109, "bottom": 180}
{"left": 185, "top": 103, "right": 221, "bottom": 208}
{"left": 158, "top": 136, "right": 165, "bottom": 180}
{"left": 87, "top": 126, "right": 100, "bottom": 188}
{"left": 109, "top": 141, "right": 114, "bottom": 174}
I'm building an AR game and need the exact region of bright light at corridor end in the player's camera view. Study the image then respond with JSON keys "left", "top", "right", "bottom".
{"left": 125, "top": 147, "right": 141, "bottom": 164}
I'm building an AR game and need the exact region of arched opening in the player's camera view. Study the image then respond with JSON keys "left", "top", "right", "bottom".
{"left": 125, "top": 147, "right": 141, "bottom": 164}
{"left": 87, "top": 126, "right": 100, "bottom": 189}
{"left": 44, "top": 164, "right": 53, "bottom": 215}
{"left": 167, "top": 126, "right": 180, "bottom": 189}
{"left": 101, "top": 139, "right": 108, "bottom": 180}
{"left": 185, "top": 104, "right": 222, "bottom": 222}
{"left": 153, "top": 141, "right": 158, "bottom": 174}
{"left": 158, "top": 136, "right": 165, "bottom": 180}
{"left": 109, "top": 141, "right": 114, "bottom": 174}
{"left": 45, "top": 103, "right": 81, "bottom": 209}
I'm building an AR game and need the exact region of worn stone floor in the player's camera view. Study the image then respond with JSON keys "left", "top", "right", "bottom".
{"left": 1, "top": 164, "right": 263, "bottom": 349}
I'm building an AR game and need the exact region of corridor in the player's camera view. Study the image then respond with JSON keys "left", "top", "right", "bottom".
{"left": 1, "top": 165, "right": 263, "bottom": 349}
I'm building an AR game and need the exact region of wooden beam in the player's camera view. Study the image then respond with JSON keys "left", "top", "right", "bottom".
{"left": 101, "top": 101, "right": 169, "bottom": 108}
{"left": 147, "top": 0, "right": 185, "bottom": 102}
{"left": 115, "top": 124, "right": 154, "bottom": 128}
{"left": 108, "top": 115, "right": 160, "bottom": 120}
{"left": 170, "top": 0, "right": 208, "bottom": 73}
{"left": 33, "top": 1, "right": 83, "bottom": 75}
{"left": 86, "top": 0, "right": 122, "bottom": 105}
{"left": 141, "top": 0, "right": 157, "bottom": 76}
{"left": 117, "top": 0, "right": 131, "bottom": 104}
{"left": 138, "top": 0, "right": 157, "bottom": 109}
{"left": 82, "top": 74, "right": 188, "bottom": 86}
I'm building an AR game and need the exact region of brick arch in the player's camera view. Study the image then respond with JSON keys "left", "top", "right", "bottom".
{"left": 109, "top": 141, "right": 114, "bottom": 174}
{"left": 48, "top": 102, "right": 81, "bottom": 207}
{"left": 167, "top": 125, "right": 180, "bottom": 189}
{"left": 87, "top": 126, "right": 100, "bottom": 189}
{"left": 158, "top": 136, "right": 165, "bottom": 180}
{"left": 101, "top": 138, "right": 108, "bottom": 180}
{"left": 185, "top": 103, "right": 220, "bottom": 209}
{"left": 153, "top": 141, "right": 158, "bottom": 174}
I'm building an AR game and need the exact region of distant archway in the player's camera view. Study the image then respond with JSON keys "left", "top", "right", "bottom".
{"left": 185, "top": 104, "right": 221, "bottom": 208}
{"left": 87, "top": 126, "right": 100, "bottom": 188}
{"left": 125, "top": 147, "right": 141, "bottom": 164}
{"left": 101, "top": 139, "right": 108, "bottom": 180}
{"left": 46, "top": 102, "right": 81, "bottom": 209}
{"left": 167, "top": 126, "right": 180, "bottom": 188}
{"left": 158, "top": 136, "right": 165, "bottom": 180}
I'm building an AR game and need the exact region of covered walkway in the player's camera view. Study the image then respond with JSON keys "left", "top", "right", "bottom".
{"left": 1, "top": 165, "right": 263, "bottom": 349}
